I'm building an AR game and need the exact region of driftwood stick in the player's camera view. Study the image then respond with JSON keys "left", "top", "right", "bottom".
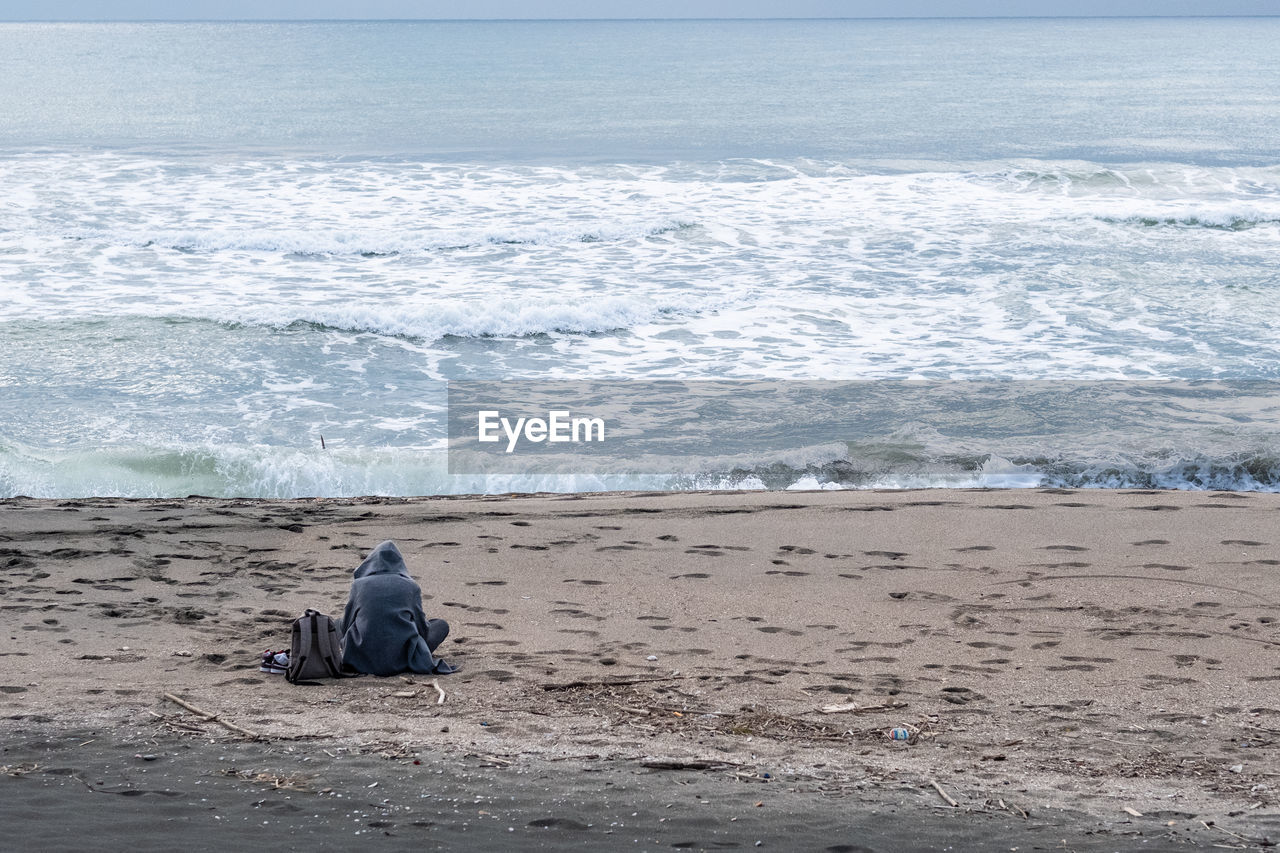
{"left": 929, "top": 778, "right": 959, "bottom": 807}
{"left": 640, "top": 758, "right": 743, "bottom": 771}
{"left": 542, "top": 675, "right": 687, "bottom": 692}
{"left": 162, "top": 693, "right": 259, "bottom": 739}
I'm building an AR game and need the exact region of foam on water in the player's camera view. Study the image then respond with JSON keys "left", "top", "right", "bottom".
{"left": 3, "top": 439, "right": 1277, "bottom": 499}
{"left": 4, "top": 153, "right": 1280, "bottom": 496}
{"left": 4, "top": 154, "right": 1279, "bottom": 377}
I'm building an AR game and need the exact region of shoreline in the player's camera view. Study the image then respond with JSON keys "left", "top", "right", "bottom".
{"left": 3, "top": 488, "right": 1279, "bottom": 848}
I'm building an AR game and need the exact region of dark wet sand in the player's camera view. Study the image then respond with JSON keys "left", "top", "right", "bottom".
{"left": 6, "top": 726, "right": 1273, "bottom": 852}
{"left": 2, "top": 489, "right": 1280, "bottom": 849}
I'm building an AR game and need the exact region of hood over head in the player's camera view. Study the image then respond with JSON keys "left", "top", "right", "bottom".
{"left": 354, "top": 540, "right": 409, "bottom": 579}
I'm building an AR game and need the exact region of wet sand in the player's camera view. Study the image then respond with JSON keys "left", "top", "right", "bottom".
{"left": 2, "top": 488, "right": 1279, "bottom": 849}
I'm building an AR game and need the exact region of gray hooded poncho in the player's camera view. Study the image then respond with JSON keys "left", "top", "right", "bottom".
{"left": 339, "top": 541, "right": 458, "bottom": 677}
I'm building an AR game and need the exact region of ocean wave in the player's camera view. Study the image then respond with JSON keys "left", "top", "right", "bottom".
{"left": 1098, "top": 213, "right": 1280, "bottom": 231}
{"left": 4, "top": 440, "right": 1279, "bottom": 499}
{"left": 0, "top": 442, "right": 669, "bottom": 499}
{"left": 670, "top": 452, "right": 1280, "bottom": 493}
{"left": 215, "top": 294, "right": 710, "bottom": 340}
{"left": 57, "top": 221, "right": 696, "bottom": 256}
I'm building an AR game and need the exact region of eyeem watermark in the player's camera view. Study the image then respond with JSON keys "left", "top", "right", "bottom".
{"left": 477, "top": 410, "right": 606, "bottom": 453}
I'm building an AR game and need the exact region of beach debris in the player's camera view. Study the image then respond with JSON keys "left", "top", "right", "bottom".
{"left": 646, "top": 655, "right": 658, "bottom": 661}
{"left": 220, "top": 768, "right": 311, "bottom": 791}
{"left": 1123, "top": 806, "right": 1144, "bottom": 817}
{"left": 640, "top": 758, "right": 741, "bottom": 771}
{"left": 819, "top": 701, "right": 908, "bottom": 715}
{"left": 389, "top": 691, "right": 417, "bottom": 699}
{"left": 889, "top": 727, "right": 911, "bottom": 741}
{"left": 1, "top": 763, "right": 39, "bottom": 777}
{"left": 431, "top": 678, "right": 446, "bottom": 705}
{"left": 997, "top": 798, "right": 1029, "bottom": 819}
{"left": 541, "top": 674, "right": 687, "bottom": 691}
{"left": 928, "top": 779, "right": 958, "bottom": 808}
{"left": 1229, "top": 764, "right": 1244, "bottom": 773}
{"left": 1198, "top": 820, "right": 1262, "bottom": 845}
{"left": 162, "top": 692, "right": 259, "bottom": 739}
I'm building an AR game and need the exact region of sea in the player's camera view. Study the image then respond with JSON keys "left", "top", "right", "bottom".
{"left": 2, "top": 18, "right": 1280, "bottom": 498}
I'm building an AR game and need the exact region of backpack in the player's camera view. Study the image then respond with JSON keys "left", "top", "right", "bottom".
{"left": 286, "top": 609, "right": 353, "bottom": 683}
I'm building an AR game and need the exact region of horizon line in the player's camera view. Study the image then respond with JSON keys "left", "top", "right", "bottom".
{"left": 4, "top": 14, "right": 1280, "bottom": 23}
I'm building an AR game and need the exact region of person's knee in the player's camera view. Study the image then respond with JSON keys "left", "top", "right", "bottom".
{"left": 425, "top": 617, "right": 449, "bottom": 648}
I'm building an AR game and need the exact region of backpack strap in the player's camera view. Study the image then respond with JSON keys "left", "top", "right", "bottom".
{"left": 317, "top": 616, "right": 352, "bottom": 678}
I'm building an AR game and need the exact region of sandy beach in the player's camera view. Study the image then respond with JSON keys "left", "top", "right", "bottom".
{"left": 3, "top": 488, "right": 1279, "bottom": 850}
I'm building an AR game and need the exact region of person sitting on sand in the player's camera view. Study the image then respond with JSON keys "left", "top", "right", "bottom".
{"left": 338, "top": 540, "right": 459, "bottom": 676}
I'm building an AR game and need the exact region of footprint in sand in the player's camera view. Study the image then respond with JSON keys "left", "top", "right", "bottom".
{"left": 940, "top": 686, "right": 981, "bottom": 704}
{"left": 864, "top": 550, "right": 907, "bottom": 560}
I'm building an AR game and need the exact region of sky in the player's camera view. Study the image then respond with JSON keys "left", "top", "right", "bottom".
{"left": 3, "top": 1, "right": 1279, "bottom": 20}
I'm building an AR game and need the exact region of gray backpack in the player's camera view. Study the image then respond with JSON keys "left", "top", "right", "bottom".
{"left": 286, "top": 609, "right": 353, "bottom": 683}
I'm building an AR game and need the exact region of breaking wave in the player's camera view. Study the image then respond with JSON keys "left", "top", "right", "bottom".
{"left": 1099, "top": 212, "right": 1280, "bottom": 231}
{"left": 4, "top": 440, "right": 1278, "bottom": 500}
{"left": 57, "top": 221, "right": 696, "bottom": 256}
{"left": 197, "top": 295, "right": 712, "bottom": 340}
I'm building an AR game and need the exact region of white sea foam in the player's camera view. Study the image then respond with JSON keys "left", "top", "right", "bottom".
{"left": 6, "top": 439, "right": 1276, "bottom": 500}
{"left": 55, "top": 220, "right": 694, "bottom": 256}
{"left": 4, "top": 153, "right": 1280, "bottom": 496}
{"left": 198, "top": 294, "right": 708, "bottom": 340}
